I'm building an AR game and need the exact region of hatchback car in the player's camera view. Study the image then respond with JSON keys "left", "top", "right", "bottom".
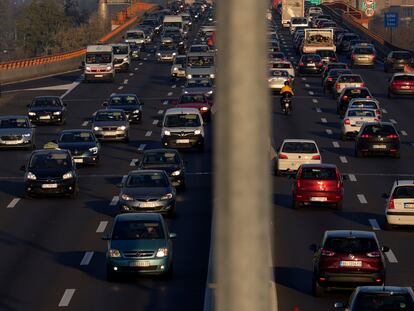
{"left": 348, "top": 98, "right": 382, "bottom": 120}
{"left": 27, "top": 96, "right": 67, "bottom": 125}
{"left": 92, "top": 109, "right": 129, "bottom": 142}
{"left": 311, "top": 230, "right": 389, "bottom": 297}
{"left": 334, "top": 286, "right": 414, "bottom": 310}
{"left": 298, "top": 54, "right": 324, "bottom": 75}
{"left": 292, "top": 164, "right": 344, "bottom": 210}
{"left": 118, "top": 170, "right": 176, "bottom": 216}
{"left": 103, "top": 94, "right": 143, "bottom": 123}
{"left": 275, "top": 139, "right": 321, "bottom": 175}
{"left": 341, "top": 109, "right": 379, "bottom": 140}
{"left": 104, "top": 213, "right": 176, "bottom": 280}
{"left": 270, "top": 61, "right": 295, "bottom": 79}
{"left": 388, "top": 73, "right": 414, "bottom": 97}
{"left": 333, "top": 74, "right": 366, "bottom": 98}
{"left": 384, "top": 50, "right": 414, "bottom": 72}
{"left": 337, "top": 87, "right": 373, "bottom": 117}
{"left": 268, "top": 70, "right": 291, "bottom": 92}
{"left": 323, "top": 69, "right": 352, "bottom": 93}
{"left": 22, "top": 149, "right": 78, "bottom": 198}
{"left": 137, "top": 149, "right": 186, "bottom": 189}
{"left": 57, "top": 129, "right": 100, "bottom": 165}
{"left": 183, "top": 78, "right": 214, "bottom": 98}
{"left": 0, "top": 116, "right": 35, "bottom": 149}
{"left": 174, "top": 93, "right": 212, "bottom": 122}
{"left": 355, "top": 122, "right": 400, "bottom": 158}
{"left": 316, "top": 50, "right": 338, "bottom": 64}
{"left": 350, "top": 45, "right": 376, "bottom": 68}
{"left": 384, "top": 180, "right": 414, "bottom": 229}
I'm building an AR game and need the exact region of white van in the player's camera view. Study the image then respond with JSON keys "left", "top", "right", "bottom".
{"left": 163, "top": 15, "right": 184, "bottom": 35}
{"left": 111, "top": 43, "right": 131, "bottom": 72}
{"left": 84, "top": 45, "right": 115, "bottom": 82}
{"left": 186, "top": 52, "right": 215, "bottom": 80}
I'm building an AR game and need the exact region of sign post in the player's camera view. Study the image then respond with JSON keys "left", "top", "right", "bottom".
{"left": 384, "top": 12, "right": 399, "bottom": 44}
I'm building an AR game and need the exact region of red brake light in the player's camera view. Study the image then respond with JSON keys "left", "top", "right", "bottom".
{"left": 389, "top": 198, "right": 395, "bottom": 209}
{"left": 321, "top": 249, "right": 335, "bottom": 256}
{"left": 343, "top": 95, "right": 348, "bottom": 101}
{"left": 361, "top": 134, "right": 371, "bottom": 139}
{"left": 278, "top": 153, "right": 288, "bottom": 159}
{"left": 327, "top": 77, "right": 333, "bottom": 81}
{"left": 376, "top": 109, "right": 381, "bottom": 116}
{"left": 367, "top": 251, "right": 381, "bottom": 258}
{"left": 361, "top": 83, "right": 366, "bottom": 87}
{"left": 299, "top": 62, "right": 304, "bottom": 67}
{"left": 374, "top": 118, "right": 380, "bottom": 122}
{"left": 344, "top": 118, "right": 350, "bottom": 125}
{"left": 336, "top": 84, "right": 341, "bottom": 89}
{"left": 387, "top": 134, "right": 398, "bottom": 139}
{"left": 311, "top": 154, "right": 321, "bottom": 160}
{"left": 317, "top": 62, "right": 323, "bottom": 67}
{"left": 366, "top": 96, "right": 371, "bottom": 99}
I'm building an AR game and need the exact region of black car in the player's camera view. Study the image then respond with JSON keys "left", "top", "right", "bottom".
{"left": 337, "top": 87, "right": 372, "bottom": 117}
{"left": 137, "top": 149, "right": 186, "bottom": 189}
{"left": 104, "top": 94, "right": 143, "bottom": 123}
{"left": 323, "top": 69, "right": 352, "bottom": 93}
{"left": 384, "top": 50, "right": 414, "bottom": 72}
{"left": 22, "top": 149, "right": 78, "bottom": 198}
{"left": 316, "top": 50, "right": 338, "bottom": 64}
{"left": 321, "top": 62, "right": 349, "bottom": 82}
{"left": 129, "top": 43, "right": 141, "bottom": 60}
{"left": 57, "top": 129, "right": 100, "bottom": 165}
{"left": 298, "top": 54, "right": 324, "bottom": 75}
{"left": 355, "top": 122, "right": 400, "bottom": 158}
{"left": 28, "top": 96, "right": 67, "bottom": 125}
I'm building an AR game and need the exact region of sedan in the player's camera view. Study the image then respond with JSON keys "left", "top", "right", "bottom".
{"left": 92, "top": 109, "right": 129, "bottom": 142}
{"left": 384, "top": 50, "right": 414, "bottom": 72}
{"left": 350, "top": 45, "right": 376, "bottom": 68}
{"left": 321, "top": 62, "right": 348, "bottom": 82}
{"left": 182, "top": 78, "right": 214, "bottom": 99}
{"left": 103, "top": 94, "right": 143, "bottom": 123}
{"left": 0, "top": 116, "right": 35, "bottom": 149}
{"left": 104, "top": 213, "right": 175, "bottom": 280}
{"left": 297, "top": 54, "right": 324, "bottom": 75}
{"left": 337, "top": 87, "right": 372, "bottom": 117}
{"left": 57, "top": 129, "right": 100, "bottom": 165}
{"left": 333, "top": 74, "right": 365, "bottom": 98}
{"left": 118, "top": 170, "right": 176, "bottom": 216}
{"left": 341, "top": 108, "right": 379, "bottom": 140}
{"left": 388, "top": 73, "right": 414, "bottom": 97}
{"left": 27, "top": 96, "right": 67, "bottom": 125}
{"left": 268, "top": 70, "right": 291, "bottom": 93}
{"left": 315, "top": 50, "right": 338, "bottom": 64}
{"left": 270, "top": 60, "right": 295, "bottom": 79}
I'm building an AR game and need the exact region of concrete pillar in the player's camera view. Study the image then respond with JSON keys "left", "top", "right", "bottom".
{"left": 98, "top": 0, "right": 109, "bottom": 23}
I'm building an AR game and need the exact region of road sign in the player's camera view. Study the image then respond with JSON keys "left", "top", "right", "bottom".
{"left": 384, "top": 12, "right": 399, "bottom": 28}
{"left": 365, "top": 8, "right": 375, "bottom": 17}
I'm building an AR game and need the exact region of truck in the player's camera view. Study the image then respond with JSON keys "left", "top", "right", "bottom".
{"left": 302, "top": 28, "right": 336, "bottom": 54}
{"left": 163, "top": 15, "right": 184, "bottom": 35}
{"left": 281, "top": 0, "right": 305, "bottom": 28}
{"left": 83, "top": 45, "right": 115, "bottom": 83}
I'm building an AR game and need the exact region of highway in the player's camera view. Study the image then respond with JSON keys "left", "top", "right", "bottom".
{"left": 0, "top": 18, "right": 212, "bottom": 311}
{"left": 272, "top": 20, "right": 414, "bottom": 310}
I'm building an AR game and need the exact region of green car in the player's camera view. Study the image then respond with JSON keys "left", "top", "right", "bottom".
{"left": 104, "top": 213, "right": 176, "bottom": 280}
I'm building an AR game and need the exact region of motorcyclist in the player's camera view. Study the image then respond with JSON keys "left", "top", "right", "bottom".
{"left": 280, "top": 81, "right": 294, "bottom": 112}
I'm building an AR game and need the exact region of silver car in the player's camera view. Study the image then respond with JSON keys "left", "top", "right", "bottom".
{"left": 0, "top": 116, "right": 35, "bottom": 149}
{"left": 91, "top": 109, "right": 129, "bottom": 142}
{"left": 182, "top": 78, "right": 214, "bottom": 98}
{"left": 268, "top": 70, "right": 290, "bottom": 92}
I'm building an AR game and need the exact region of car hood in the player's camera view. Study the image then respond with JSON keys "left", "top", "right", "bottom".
{"left": 0, "top": 128, "right": 33, "bottom": 135}
{"left": 29, "top": 167, "right": 71, "bottom": 179}
{"left": 58, "top": 142, "right": 97, "bottom": 151}
{"left": 92, "top": 121, "right": 128, "bottom": 127}
{"left": 29, "top": 107, "right": 61, "bottom": 112}
{"left": 122, "top": 187, "right": 170, "bottom": 198}
{"left": 109, "top": 239, "right": 167, "bottom": 251}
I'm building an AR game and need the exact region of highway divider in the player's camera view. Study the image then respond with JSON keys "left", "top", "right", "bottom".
{"left": 0, "top": 2, "right": 159, "bottom": 84}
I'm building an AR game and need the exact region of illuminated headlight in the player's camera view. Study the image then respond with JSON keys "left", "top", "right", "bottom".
{"left": 28, "top": 112, "right": 36, "bottom": 116}
{"left": 53, "top": 111, "right": 62, "bottom": 115}
{"left": 187, "top": 74, "right": 192, "bottom": 79}
{"left": 117, "top": 126, "right": 127, "bottom": 131}
{"left": 109, "top": 249, "right": 121, "bottom": 258}
{"left": 106, "top": 66, "right": 112, "bottom": 71}
{"left": 210, "top": 74, "right": 215, "bottom": 79}
{"left": 171, "top": 170, "right": 181, "bottom": 176}
{"left": 89, "top": 147, "right": 98, "bottom": 154}
{"left": 123, "top": 57, "right": 128, "bottom": 62}
{"left": 26, "top": 172, "right": 36, "bottom": 180}
{"left": 194, "top": 129, "right": 202, "bottom": 135}
{"left": 157, "top": 53, "right": 161, "bottom": 56}
{"left": 85, "top": 66, "right": 91, "bottom": 71}
{"left": 133, "top": 109, "right": 140, "bottom": 113}
{"left": 207, "top": 90, "right": 213, "bottom": 95}
{"left": 172, "top": 52, "right": 177, "bottom": 56}
{"left": 179, "top": 41, "right": 184, "bottom": 45}
{"left": 22, "top": 133, "right": 31, "bottom": 138}
{"left": 200, "top": 107, "right": 209, "bottom": 112}
{"left": 173, "top": 67, "right": 178, "bottom": 72}
{"left": 184, "top": 90, "right": 188, "bottom": 94}
{"left": 93, "top": 126, "right": 101, "bottom": 131}
{"left": 62, "top": 172, "right": 73, "bottom": 180}
{"left": 156, "top": 248, "right": 168, "bottom": 258}
{"left": 161, "top": 193, "right": 173, "bottom": 200}
{"left": 121, "top": 194, "right": 133, "bottom": 201}
{"left": 163, "top": 130, "right": 171, "bottom": 136}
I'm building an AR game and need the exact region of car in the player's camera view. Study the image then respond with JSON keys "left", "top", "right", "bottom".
{"left": 321, "top": 62, "right": 349, "bottom": 82}
{"left": 111, "top": 43, "right": 131, "bottom": 72}
{"left": 337, "top": 87, "right": 372, "bottom": 117}
{"left": 292, "top": 164, "right": 344, "bottom": 210}
{"left": 57, "top": 129, "right": 100, "bottom": 165}
{"left": 270, "top": 60, "right": 295, "bottom": 79}
{"left": 275, "top": 139, "right": 321, "bottom": 175}
{"left": 338, "top": 33, "right": 360, "bottom": 52}
{"left": 27, "top": 96, "right": 67, "bottom": 125}
{"left": 297, "top": 54, "right": 324, "bottom": 75}
{"left": 103, "top": 94, "right": 143, "bottom": 123}
{"left": 384, "top": 50, "right": 414, "bottom": 72}
{"left": 384, "top": 180, "right": 414, "bottom": 230}
{"left": 311, "top": 230, "right": 389, "bottom": 297}
{"left": 174, "top": 93, "right": 212, "bottom": 122}
{"left": 388, "top": 73, "right": 414, "bottom": 97}
{"left": 171, "top": 55, "right": 187, "bottom": 80}
{"left": 350, "top": 45, "right": 376, "bottom": 67}
{"left": 188, "top": 44, "right": 210, "bottom": 53}
{"left": 268, "top": 40, "right": 280, "bottom": 53}
{"left": 348, "top": 98, "right": 382, "bottom": 119}
{"left": 289, "top": 17, "right": 308, "bottom": 34}
{"left": 323, "top": 69, "right": 352, "bottom": 93}
{"left": 129, "top": 43, "right": 141, "bottom": 60}
{"left": 161, "top": 108, "right": 205, "bottom": 150}
{"left": 347, "top": 39, "right": 371, "bottom": 56}
{"left": 268, "top": 70, "right": 291, "bottom": 93}
{"left": 22, "top": 149, "right": 78, "bottom": 198}
{"left": 315, "top": 50, "right": 338, "bottom": 64}
{"left": 333, "top": 74, "right": 366, "bottom": 98}
{"left": 355, "top": 122, "right": 400, "bottom": 158}
{"left": 137, "top": 149, "right": 186, "bottom": 189}
{"left": 334, "top": 286, "right": 414, "bottom": 310}
{"left": 156, "top": 44, "right": 177, "bottom": 63}
{"left": 91, "top": 109, "right": 130, "bottom": 142}
{"left": 104, "top": 213, "right": 176, "bottom": 280}
{"left": 118, "top": 170, "right": 176, "bottom": 216}
{"left": 0, "top": 115, "right": 35, "bottom": 149}
{"left": 182, "top": 78, "right": 214, "bottom": 99}
{"left": 319, "top": 21, "right": 337, "bottom": 28}
{"left": 341, "top": 108, "right": 379, "bottom": 140}
{"left": 269, "top": 52, "right": 287, "bottom": 62}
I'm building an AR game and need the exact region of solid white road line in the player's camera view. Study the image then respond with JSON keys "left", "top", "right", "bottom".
{"left": 332, "top": 141, "right": 340, "bottom": 148}
{"left": 96, "top": 221, "right": 108, "bottom": 233}
{"left": 167, "top": 92, "right": 173, "bottom": 96}
{"left": 316, "top": 107, "right": 322, "bottom": 113}
{"left": 326, "top": 129, "right": 333, "bottom": 135}
{"left": 369, "top": 219, "right": 381, "bottom": 231}
{"left": 58, "top": 289, "right": 76, "bottom": 307}
{"left": 339, "top": 156, "right": 348, "bottom": 163}
{"left": 138, "top": 144, "right": 146, "bottom": 151}
{"left": 321, "top": 118, "right": 327, "bottom": 123}
{"left": 401, "top": 130, "right": 408, "bottom": 136}
{"left": 129, "top": 73, "right": 134, "bottom": 76}
{"left": 80, "top": 251, "right": 94, "bottom": 266}
{"left": 348, "top": 174, "right": 357, "bottom": 182}
{"left": 109, "top": 196, "right": 119, "bottom": 207}
{"left": 82, "top": 121, "right": 89, "bottom": 127}
{"left": 309, "top": 91, "right": 314, "bottom": 95}
{"left": 357, "top": 194, "right": 368, "bottom": 204}
{"left": 390, "top": 119, "right": 397, "bottom": 124}
{"left": 7, "top": 198, "right": 20, "bottom": 208}
{"left": 130, "top": 159, "right": 137, "bottom": 166}
{"left": 386, "top": 249, "right": 398, "bottom": 263}
{"left": 145, "top": 131, "right": 152, "bottom": 137}
{"left": 152, "top": 120, "right": 159, "bottom": 125}
{"left": 60, "top": 81, "right": 82, "bottom": 99}
{"left": 118, "top": 86, "right": 124, "bottom": 90}
{"left": 158, "top": 109, "right": 164, "bottom": 114}
{"left": 312, "top": 99, "right": 318, "bottom": 104}
{"left": 139, "top": 62, "right": 143, "bottom": 66}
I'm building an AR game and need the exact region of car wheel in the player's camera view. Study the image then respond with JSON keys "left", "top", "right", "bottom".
{"left": 335, "top": 201, "right": 343, "bottom": 211}
{"left": 312, "top": 280, "right": 324, "bottom": 297}
{"left": 292, "top": 200, "right": 300, "bottom": 209}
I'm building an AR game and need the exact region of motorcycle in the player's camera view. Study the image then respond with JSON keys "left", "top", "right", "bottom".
{"left": 280, "top": 92, "right": 292, "bottom": 115}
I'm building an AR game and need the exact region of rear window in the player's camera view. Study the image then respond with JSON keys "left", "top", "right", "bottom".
{"left": 302, "top": 55, "right": 321, "bottom": 62}
{"left": 354, "top": 48, "right": 375, "bottom": 54}
{"left": 344, "top": 89, "right": 371, "bottom": 98}
{"left": 393, "top": 186, "right": 414, "bottom": 199}
{"left": 338, "top": 75, "right": 363, "bottom": 83}
{"left": 324, "top": 237, "right": 378, "bottom": 253}
{"left": 350, "top": 101, "right": 378, "bottom": 109}
{"left": 393, "top": 51, "right": 412, "bottom": 60}
{"left": 354, "top": 293, "right": 414, "bottom": 310}
{"left": 393, "top": 75, "right": 414, "bottom": 81}
{"left": 282, "top": 142, "right": 318, "bottom": 153}
{"left": 347, "top": 110, "right": 375, "bottom": 117}
{"left": 300, "top": 167, "right": 337, "bottom": 180}
{"left": 362, "top": 124, "right": 397, "bottom": 136}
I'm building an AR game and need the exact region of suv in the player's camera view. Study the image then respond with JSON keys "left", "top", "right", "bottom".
{"left": 388, "top": 73, "right": 414, "bottom": 98}
{"left": 292, "top": 164, "right": 344, "bottom": 210}
{"left": 384, "top": 50, "right": 414, "bottom": 72}
{"left": 311, "top": 230, "right": 389, "bottom": 297}
{"left": 384, "top": 180, "right": 414, "bottom": 229}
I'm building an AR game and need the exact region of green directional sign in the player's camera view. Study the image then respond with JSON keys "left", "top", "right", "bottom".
{"left": 306, "top": 0, "right": 321, "bottom": 5}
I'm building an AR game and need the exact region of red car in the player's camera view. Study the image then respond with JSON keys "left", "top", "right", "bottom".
{"left": 388, "top": 73, "right": 414, "bottom": 98}
{"left": 173, "top": 94, "right": 212, "bottom": 122}
{"left": 292, "top": 164, "right": 344, "bottom": 210}
{"left": 311, "top": 230, "right": 389, "bottom": 297}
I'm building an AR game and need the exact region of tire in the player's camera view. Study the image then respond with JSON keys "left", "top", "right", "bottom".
{"left": 335, "top": 201, "right": 343, "bottom": 211}
{"left": 292, "top": 200, "right": 300, "bottom": 209}
{"left": 312, "top": 280, "right": 324, "bottom": 297}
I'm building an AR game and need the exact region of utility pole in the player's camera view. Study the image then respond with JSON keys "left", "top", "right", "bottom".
{"left": 215, "top": 0, "right": 272, "bottom": 311}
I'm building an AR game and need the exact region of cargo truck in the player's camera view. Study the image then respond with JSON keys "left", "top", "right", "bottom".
{"left": 281, "top": 0, "right": 304, "bottom": 28}
{"left": 302, "top": 28, "right": 336, "bottom": 54}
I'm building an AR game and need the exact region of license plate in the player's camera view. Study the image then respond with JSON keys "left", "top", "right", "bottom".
{"left": 129, "top": 261, "right": 150, "bottom": 267}
{"left": 74, "top": 158, "right": 83, "bottom": 163}
{"left": 400, "top": 86, "right": 410, "bottom": 89}
{"left": 372, "top": 144, "right": 387, "bottom": 149}
{"left": 404, "top": 203, "right": 414, "bottom": 209}
{"left": 139, "top": 201, "right": 159, "bottom": 208}
{"left": 307, "top": 63, "right": 315, "bottom": 67}
{"left": 42, "top": 183, "right": 58, "bottom": 189}
{"left": 104, "top": 131, "right": 118, "bottom": 136}
{"left": 340, "top": 260, "right": 362, "bottom": 267}
{"left": 176, "top": 139, "right": 190, "bottom": 144}
{"left": 39, "top": 115, "right": 50, "bottom": 120}
{"left": 310, "top": 197, "right": 327, "bottom": 202}
{"left": 94, "top": 74, "right": 104, "bottom": 78}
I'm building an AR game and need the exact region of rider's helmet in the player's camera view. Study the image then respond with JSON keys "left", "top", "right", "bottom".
{"left": 284, "top": 81, "right": 290, "bottom": 86}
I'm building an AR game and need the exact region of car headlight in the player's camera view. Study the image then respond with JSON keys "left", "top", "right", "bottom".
{"left": 117, "top": 126, "right": 127, "bottom": 131}
{"left": 53, "top": 111, "right": 62, "bottom": 115}
{"left": 172, "top": 52, "right": 177, "bottom": 56}
{"left": 106, "top": 66, "right": 112, "bottom": 71}
{"left": 123, "top": 57, "right": 128, "bottom": 62}
{"left": 161, "top": 193, "right": 173, "bottom": 200}
{"left": 200, "top": 107, "right": 209, "bottom": 112}
{"left": 62, "top": 172, "right": 73, "bottom": 180}
{"left": 187, "top": 74, "right": 192, "bottom": 79}
{"left": 171, "top": 170, "right": 181, "bottom": 176}
{"left": 173, "top": 67, "right": 178, "bottom": 72}
{"left": 109, "top": 249, "right": 121, "bottom": 258}
{"left": 26, "top": 172, "right": 36, "bottom": 180}
{"left": 121, "top": 194, "right": 133, "bottom": 201}
{"left": 184, "top": 90, "right": 188, "bottom": 94}
{"left": 207, "top": 90, "right": 213, "bottom": 95}
{"left": 156, "top": 248, "right": 168, "bottom": 258}
{"left": 93, "top": 126, "right": 101, "bottom": 131}
{"left": 22, "top": 133, "right": 31, "bottom": 138}
{"left": 133, "top": 109, "right": 140, "bottom": 113}
{"left": 89, "top": 147, "right": 98, "bottom": 154}
{"left": 28, "top": 112, "right": 36, "bottom": 116}
{"left": 163, "top": 130, "right": 171, "bottom": 136}
{"left": 210, "top": 74, "right": 215, "bottom": 79}
{"left": 194, "top": 129, "right": 202, "bottom": 135}
{"left": 157, "top": 53, "right": 161, "bottom": 56}
{"left": 85, "top": 66, "right": 91, "bottom": 71}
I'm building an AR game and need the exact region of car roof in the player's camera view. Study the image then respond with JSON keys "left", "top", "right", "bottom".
{"left": 357, "top": 286, "right": 413, "bottom": 294}
{"left": 393, "top": 72, "right": 414, "bottom": 77}
{"left": 115, "top": 212, "right": 163, "bottom": 222}
{"left": 282, "top": 139, "right": 317, "bottom": 144}
{"left": 325, "top": 230, "right": 375, "bottom": 239}
{"left": 165, "top": 107, "right": 200, "bottom": 115}
{"left": 300, "top": 163, "right": 337, "bottom": 169}
{"left": 362, "top": 121, "right": 394, "bottom": 127}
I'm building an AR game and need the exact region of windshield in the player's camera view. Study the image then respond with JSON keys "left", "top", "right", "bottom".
{"left": 112, "top": 46, "right": 129, "bottom": 55}
{"left": 32, "top": 98, "right": 61, "bottom": 107}
{"left": 143, "top": 152, "right": 180, "bottom": 165}
{"left": 393, "top": 52, "right": 412, "bottom": 60}
{"left": 86, "top": 53, "right": 112, "bottom": 64}
{"left": 347, "top": 110, "right": 375, "bottom": 117}
{"left": 0, "top": 118, "right": 29, "bottom": 128}
{"left": 363, "top": 125, "right": 397, "bottom": 136}
{"left": 109, "top": 96, "right": 139, "bottom": 106}
{"left": 350, "top": 101, "right": 377, "bottom": 109}
{"left": 59, "top": 131, "right": 95, "bottom": 143}
{"left": 187, "top": 80, "right": 212, "bottom": 88}
{"left": 354, "top": 48, "right": 375, "bottom": 54}
{"left": 126, "top": 172, "right": 169, "bottom": 187}
{"left": 354, "top": 293, "right": 414, "bottom": 311}
{"left": 282, "top": 142, "right": 318, "bottom": 153}
{"left": 95, "top": 111, "right": 126, "bottom": 121}
{"left": 112, "top": 221, "right": 164, "bottom": 240}
{"left": 338, "top": 75, "right": 363, "bottom": 83}
{"left": 29, "top": 152, "right": 71, "bottom": 169}
{"left": 126, "top": 32, "right": 144, "bottom": 39}
{"left": 164, "top": 113, "right": 201, "bottom": 127}
{"left": 303, "top": 55, "right": 321, "bottom": 62}
{"left": 187, "top": 55, "right": 214, "bottom": 67}
{"left": 180, "top": 94, "right": 207, "bottom": 103}
{"left": 324, "top": 237, "right": 378, "bottom": 253}
{"left": 300, "top": 168, "right": 337, "bottom": 180}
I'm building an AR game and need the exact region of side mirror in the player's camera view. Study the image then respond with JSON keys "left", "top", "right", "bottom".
{"left": 20, "top": 165, "right": 26, "bottom": 172}
{"left": 382, "top": 246, "right": 390, "bottom": 252}
{"left": 334, "top": 302, "right": 345, "bottom": 310}
{"left": 169, "top": 233, "right": 177, "bottom": 239}
{"left": 309, "top": 244, "right": 318, "bottom": 252}
{"left": 382, "top": 193, "right": 389, "bottom": 199}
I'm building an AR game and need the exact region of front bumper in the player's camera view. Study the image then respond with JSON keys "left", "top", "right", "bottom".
{"left": 293, "top": 190, "right": 343, "bottom": 204}
{"left": 162, "top": 135, "right": 204, "bottom": 149}
{"left": 25, "top": 179, "right": 77, "bottom": 196}
{"left": 315, "top": 270, "right": 385, "bottom": 288}
{"left": 94, "top": 130, "right": 128, "bottom": 141}
{"left": 0, "top": 137, "right": 33, "bottom": 148}
{"left": 107, "top": 257, "right": 171, "bottom": 275}
{"left": 85, "top": 73, "right": 114, "bottom": 82}
{"left": 119, "top": 198, "right": 175, "bottom": 214}
{"left": 29, "top": 114, "right": 63, "bottom": 124}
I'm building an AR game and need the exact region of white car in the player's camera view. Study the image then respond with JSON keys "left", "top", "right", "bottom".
{"left": 333, "top": 74, "right": 365, "bottom": 97}
{"left": 171, "top": 55, "right": 187, "bottom": 80}
{"left": 275, "top": 139, "right": 322, "bottom": 175}
{"left": 341, "top": 108, "right": 379, "bottom": 140}
{"left": 268, "top": 70, "right": 290, "bottom": 92}
{"left": 290, "top": 17, "right": 308, "bottom": 35}
{"left": 384, "top": 180, "right": 414, "bottom": 229}
{"left": 269, "top": 60, "right": 295, "bottom": 80}
{"left": 348, "top": 98, "right": 382, "bottom": 119}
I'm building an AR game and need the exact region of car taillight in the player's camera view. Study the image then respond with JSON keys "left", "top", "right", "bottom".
{"left": 376, "top": 109, "right": 381, "bottom": 116}
{"left": 367, "top": 251, "right": 381, "bottom": 258}
{"left": 361, "top": 83, "right": 366, "bottom": 87}
{"left": 327, "top": 77, "right": 333, "bottom": 81}
{"left": 311, "top": 154, "right": 321, "bottom": 160}
{"left": 366, "top": 96, "right": 371, "bottom": 99}
{"left": 387, "top": 134, "right": 398, "bottom": 139}
{"left": 296, "top": 179, "right": 301, "bottom": 189}
{"left": 344, "top": 118, "right": 350, "bottom": 125}
{"left": 321, "top": 249, "right": 335, "bottom": 256}
{"left": 278, "top": 153, "right": 288, "bottom": 159}
{"left": 317, "top": 62, "right": 323, "bottom": 67}
{"left": 361, "top": 134, "right": 371, "bottom": 139}
{"left": 336, "top": 84, "right": 341, "bottom": 89}
{"left": 374, "top": 118, "right": 380, "bottom": 122}
{"left": 299, "top": 62, "right": 304, "bottom": 67}
{"left": 389, "top": 198, "right": 395, "bottom": 209}
{"left": 342, "top": 95, "right": 348, "bottom": 101}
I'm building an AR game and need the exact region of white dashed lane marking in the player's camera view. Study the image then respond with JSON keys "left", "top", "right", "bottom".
{"left": 96, "top": 221, "right": 108, "bottom": 233}
{"left": 82, "top": 121, "right": 89, "bottom": 127}
{"left": 321, "top": 118, "right": 327, "bottom": 123}
{"left": 80, "top": 251, "right": 94, "bottom": 266}
{"left": 401, "top": 130, "right": 408, "bottom": 136}
{"left": 167, "top": 92, "right": 173, "bottom": 96}
{"left": 357, "top": 194, "right": 368, "bottom": 204}
{"left": 152, "top": 120, "right": 159, "bottom": 125}
{"left": 369, "top": 219, "right": 381, "bottom": 231}
{"left": 382, "top": 108, "right": 387, "bottom": 114}
{"left": 145, "top": 131, "right": 152, "bottom": 137}
{"left": 123, "top": 79, "right": 128, "bottom": 84}
{"left": 308, "top": 91, "right": 314, "bottom": 95}
{"left": 390, "top": 119, "right": 397, "bottom": 124}
{"left": 316, "top": 107, "right": 322, "bottom": 113}
{"left": 171, "top": 85, "right": 176, "bottom": 89}
{"left": 312, "top": 99, "right": 318, "bottom": 104}
{"left": 305, "top": 84, "right": 310, "bottom": 88}
{"left": 326, "top": 129, "right": 333, "bottom": 135}
{"left": 129, "top": 73, "right": 134, "bottom": 76}
{"left": 301, "top": 77, "right": 306, "bottom": 81}
{"left": 163, "top": 100, "right": 168, "bottom": 105}
{"left": 139, "top": 62, "right": 143, "bottom": 66}
{"left": 332, "top": 141, "right": 340, "bottom": 148}
{"left": 134, "top": 67, "right": 139, "bottom": 71}
{"left": 144, "top": 58, "right": 148, "bottom": 61}
{"left": 58, "top": 289, "right": 76, "bottom": 307}
{"left": 130, "top": 159, "right": 138, "bottom": 166}
{"left": 138, "top": 144, "right": 146, "bottom": 151}
{"left": 348, "top": 174, "right": 357, "bottom": 182}
{"left": 109, "top": 196, "right": 119, "bottom": 207}
{"left": 158, "top": 110, "right": 164, "bottom": 115}
{"left": 339, "top": 156, "right": 348, "bottom": 163}
{"left": 7, "top": 198, "right": 20, "bottom": 208}
{"left": 118, "top": 86, "right": 124, "bottom": 90}
{"left": 386, "top": 249, "right": 398, "bottom": 263}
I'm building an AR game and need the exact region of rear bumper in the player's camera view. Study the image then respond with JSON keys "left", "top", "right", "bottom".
{"left": 357, "top": 142, "right": 400, "bottom": 154}
{"left": 386, "top": 212, "right": 414, "bottom": 225}
{"left": 390, "top": 88, "right": 414, "bottom": 95}
{"left": 298, "top": 67, "right": 323, "bottom": 74}
{"left": 315, "top": 270, "right": 385, "bottom": 288}
{"left": 293, "top": 191, "right": 343, "bottom": 204}
{"left": 85, "top": 73, "right": 114, "bottom": 82}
